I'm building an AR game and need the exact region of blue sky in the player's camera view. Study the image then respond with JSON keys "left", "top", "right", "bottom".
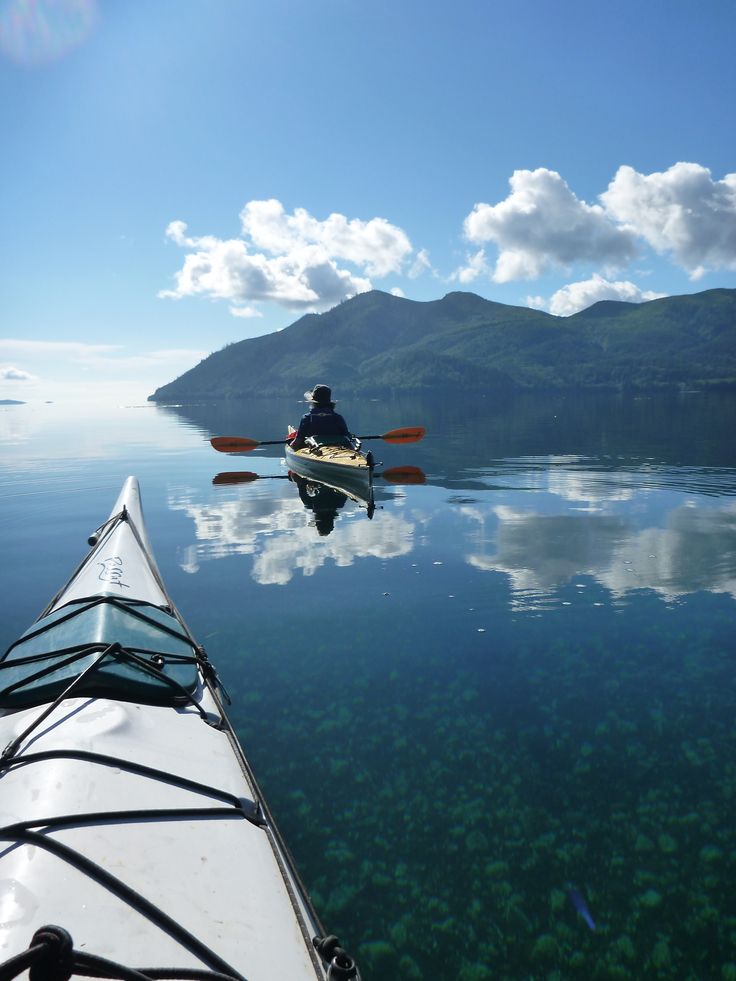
{"left": 1, "top": 0, "right": 735, "bottom": 403}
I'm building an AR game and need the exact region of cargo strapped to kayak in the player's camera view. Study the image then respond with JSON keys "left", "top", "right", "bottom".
{"left": 0, "top": 597, "right": 205, "bottom": 709}
{"left": 0, "top": 497, "right": 210, "bottom": 709}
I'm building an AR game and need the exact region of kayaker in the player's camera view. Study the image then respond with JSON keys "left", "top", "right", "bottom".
{"left": 290, "top": 384, "right": 350, "bottom": 450}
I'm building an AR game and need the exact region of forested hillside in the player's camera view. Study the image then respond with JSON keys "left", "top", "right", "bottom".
{"left": 149, "top": 288, "right": 736, "bottom": 401}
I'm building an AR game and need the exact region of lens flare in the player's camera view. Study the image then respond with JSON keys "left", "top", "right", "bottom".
{"left": 0, "top": 0, "right": 98, "bottom": 66}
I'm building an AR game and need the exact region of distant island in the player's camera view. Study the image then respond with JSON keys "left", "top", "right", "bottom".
{"left": 0, "top": 399, "right": 25, "bottom": 405}
{"left": 149, "top": 287, "right": 736, "bottom": 402}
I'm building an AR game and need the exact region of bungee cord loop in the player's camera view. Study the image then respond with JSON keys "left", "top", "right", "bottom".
{"left": 312, "top": 936, "right": 360, "bottom": 980}
{"left": 0, "top": 924, "right": 248, "bottom": 981}
{"left": 0, "top": 926, "right": 362, "bottom": 981}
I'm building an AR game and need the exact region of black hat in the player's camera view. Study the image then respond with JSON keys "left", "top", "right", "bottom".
{"left": 304, "top": 384, "right": 334, "bottom": 405}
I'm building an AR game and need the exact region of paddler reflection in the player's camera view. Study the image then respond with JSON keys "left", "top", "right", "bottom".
{"left": 289, "top": 471, "right": 375, "bottom": 534}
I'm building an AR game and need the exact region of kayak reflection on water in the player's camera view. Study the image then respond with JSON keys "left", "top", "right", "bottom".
{"left": 289, "top": 471, "right": 375, "bottom": 534}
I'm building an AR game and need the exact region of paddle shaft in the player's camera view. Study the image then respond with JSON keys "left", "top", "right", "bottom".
{"left": 211, "top": 426, "right": 424, "bottom": 453}
{"left": 265, "top": 435, "right": 392, "bottom": 444}
{"left": 214, "top": 465, "right": 425, "bottom": 487}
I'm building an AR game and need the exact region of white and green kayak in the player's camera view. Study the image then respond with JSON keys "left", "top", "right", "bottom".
{"left": 0, "top": 477, "right": 359, "bottom": 981}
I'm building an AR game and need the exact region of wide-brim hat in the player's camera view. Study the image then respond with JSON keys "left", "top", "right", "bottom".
{"left": 304, "top": 384, "right": 335, "bottom": 405}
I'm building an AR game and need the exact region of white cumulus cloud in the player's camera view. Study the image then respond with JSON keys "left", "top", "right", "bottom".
{"left": 601, "top": 162, "right": 736, "bottom": 279}
{"left": 161, "top": 200, "right": 417, "bottom": 315}
{"left": 462, "top": 168, "right": 638, "bottom": 282}
{"left": 452, "top": 248, "right": 491, "bottom": 284}
{"left": 408, "top": 247, "right": 436, "bottom": 279}
{"left": 240, "top": 199, "right": 412, "bottom": 278}
{"left": 458, "top": 162, "right": 736, "bottom": 287}
{"left": 531, "top": 274, "right": 667, "bottom": 316}
{"left": 228, "top": 305, "right": 263, "bottom": 319}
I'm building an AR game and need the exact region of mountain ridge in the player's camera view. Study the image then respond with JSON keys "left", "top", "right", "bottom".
{"left": 149, "top": 287, "right": 736, "bottom": 402}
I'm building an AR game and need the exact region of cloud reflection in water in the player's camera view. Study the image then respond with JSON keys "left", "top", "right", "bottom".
{"left": 463, "top": 500, "right": 736, "bottom": 606}
{"left": 168, "top": 455, "right": 736, "bottom": 604}
{"left": 168, "top": 486, "right": 414, "bottom": 585}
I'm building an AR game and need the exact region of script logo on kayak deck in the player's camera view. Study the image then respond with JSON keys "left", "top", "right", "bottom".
{"left": 97, "top": 556, "right": 130, "bottom": 589}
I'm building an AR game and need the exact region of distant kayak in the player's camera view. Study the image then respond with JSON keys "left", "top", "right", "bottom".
{"left": 0, "top": 477, "right": 360, "bottom": 980}
{"left": 285, "top": 430, "right": 375, "bottom": 511}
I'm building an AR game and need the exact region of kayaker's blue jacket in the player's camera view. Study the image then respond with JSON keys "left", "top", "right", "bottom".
{"left": 295, "top": 406, "right": 350, "bottom": 442}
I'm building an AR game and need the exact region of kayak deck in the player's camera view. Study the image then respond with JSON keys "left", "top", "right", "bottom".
{"left": 0, "top": 477, "right": 357, "bottom": 980}
{"left": 285, "top": 433, "right": 374, "bottom": 509}
{"left": 0, "top": 693, "right": 320, "bottom": 976}
{"left": 287, "top": 442, "right": 370, "bottom": 470}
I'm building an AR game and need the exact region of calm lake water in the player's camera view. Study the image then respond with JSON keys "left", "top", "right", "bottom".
{"left": 1, "top": 391, "right": 735, "bottom": 980}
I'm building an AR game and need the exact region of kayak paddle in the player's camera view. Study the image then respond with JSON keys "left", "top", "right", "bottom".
{"left": 359, "top": 426, "right": 425, "bottom": 444}
{"left": 211, "top": 437, "right": 281, "bottom": 452}
{"left": 213, "top": 465, "right": 426, "bottom": 487}
{"left": 213, "top": 471, "right": 270, "bottom": 484}
{"left": 210, "top": 426, "right": 425, "bottom": 453}
{"left": 378, "top": 465, "right": 426, "bottom": 485}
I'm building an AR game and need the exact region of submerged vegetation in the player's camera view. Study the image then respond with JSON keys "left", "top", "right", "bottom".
{"left": 223, "top": 579, "right": 736, "bottom": 980}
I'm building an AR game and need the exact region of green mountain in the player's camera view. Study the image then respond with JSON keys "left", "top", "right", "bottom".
{"left": 148, "top": 287, "right": 736, "bottom": 402}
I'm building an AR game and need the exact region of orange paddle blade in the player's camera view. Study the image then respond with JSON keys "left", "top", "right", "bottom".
{"left": 210, "top": 436, "right": 260, "bottom": 452}
{"left": 380, "top": 426, "right": 426, "bottom": 444}
{"left": 212, "top": 471, "right": 259, "bottom": 485}
{"left": 380, "top": 465, "right": 426, "bottom": 485}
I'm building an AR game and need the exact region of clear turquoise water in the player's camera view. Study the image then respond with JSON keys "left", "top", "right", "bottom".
{"left": 1, "top": 392, "right": 735, "bottom": 979}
